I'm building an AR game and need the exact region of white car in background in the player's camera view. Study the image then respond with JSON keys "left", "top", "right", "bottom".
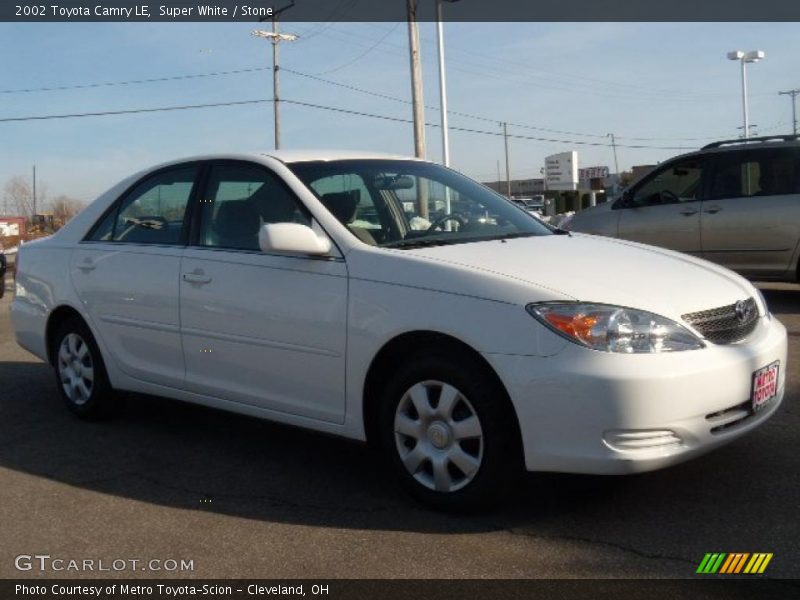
{"left": 11, "top": 151, "right": 787, "bottom": 509}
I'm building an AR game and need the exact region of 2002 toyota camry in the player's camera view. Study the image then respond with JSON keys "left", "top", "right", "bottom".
{"left": 11, "top": 151, "right": 787, "bottom": 509}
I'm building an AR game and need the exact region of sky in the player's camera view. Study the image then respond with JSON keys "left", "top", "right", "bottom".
{"left": 1, "top": 20, "right": 799, "bottom": 207}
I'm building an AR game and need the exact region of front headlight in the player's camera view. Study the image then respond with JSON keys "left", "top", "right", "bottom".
{"left": 526, "top": 302, "right": 704, "bottom": 353}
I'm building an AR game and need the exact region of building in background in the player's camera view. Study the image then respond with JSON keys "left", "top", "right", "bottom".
{"left": 579, "top": 166, "right": 610, "bottom": 190}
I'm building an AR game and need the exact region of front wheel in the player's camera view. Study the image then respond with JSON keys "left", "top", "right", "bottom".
{"left": 52, "top": 317, "right": 117, "bottom": 419}
{"left": 378, "top": 351, "right": 521, "bottom": 510}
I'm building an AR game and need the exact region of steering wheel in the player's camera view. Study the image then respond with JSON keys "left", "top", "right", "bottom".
{"left": 426, "top": 213, "right": 466, "bottom": 233}
{"left": 659, "top": 190, "right": 681, "bottom": 205}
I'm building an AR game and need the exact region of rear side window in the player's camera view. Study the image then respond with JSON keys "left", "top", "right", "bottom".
{"left": 88, "top": 167, "right": 197, "bottom": 244}
{"left": 709, "top": 149, "right": 800, "bottom": 200}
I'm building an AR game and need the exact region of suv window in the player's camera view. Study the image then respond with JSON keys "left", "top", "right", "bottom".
{"left": 89, "top": 167, "right": 197, "bottom": 244}
{"left": 198, "top": 163, "right": 310, "bottom": 251}
{"left": 709, "top": 149, "right": 800, "bottom": 200}
{"left": 629, "top": 158, "right": 704, "bottom": 207}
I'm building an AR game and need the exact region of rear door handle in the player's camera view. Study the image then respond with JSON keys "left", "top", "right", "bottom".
{"left": 679, "top": 208, "right": 698, "bottom": 216}
{"left": 182, "top": 272, "right": 212, "bottom": 285}
{"left": 77, "top": 260, "right": 96, "bottom": 272}
{"left": 704, "top": 206, "right": 722, "bottom": 214}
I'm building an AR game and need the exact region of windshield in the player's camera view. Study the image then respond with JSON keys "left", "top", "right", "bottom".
{"left": 288, "top": 159, "right": 551, "bottom": 248}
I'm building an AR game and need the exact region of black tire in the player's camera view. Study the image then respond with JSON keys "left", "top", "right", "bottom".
{"left": 51, "top": 316, "right": 117, "bottom": 420}
{"left": 378, "top": 349, "right": 522, "bottom": 511}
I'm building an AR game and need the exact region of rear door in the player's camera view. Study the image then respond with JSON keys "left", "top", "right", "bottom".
{"left": 71, "top": 164, "right": 199, "bottom": 388}
{"left": 179, "top": 160, "right": 348, "bottom": 424}
{"left": 616, "top": 157, "right": 706, "bottom": 254}
{"left": 701, "top": 148, "right": 800, "bottom": 277}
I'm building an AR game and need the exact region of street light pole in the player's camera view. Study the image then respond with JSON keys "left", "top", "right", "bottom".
{"left": 740, "top": 58, "right": 749, "bottom": 139}
{"left": 727, "top": 50, "right": 765, "bottom": 140}
{"left": 435, "top": 0, "right": 459, "bottom": 167}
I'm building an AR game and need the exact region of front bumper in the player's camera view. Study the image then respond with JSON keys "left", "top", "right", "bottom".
{"left": 486, "top": 315, "right": 788, "bottom": 474}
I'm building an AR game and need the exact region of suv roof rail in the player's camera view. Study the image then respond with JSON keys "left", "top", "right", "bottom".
{"left": 701, "top": 134, "right": 800, "bottom": 150}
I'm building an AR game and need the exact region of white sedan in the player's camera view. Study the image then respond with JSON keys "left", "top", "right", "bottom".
{"left": 11, "top": 151, "right": 787, "bottom": 509}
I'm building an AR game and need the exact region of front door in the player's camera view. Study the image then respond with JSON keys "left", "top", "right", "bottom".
{"left": 617, "top": 157, "right": 706, "bottom": 254}
{"left": 179, "top": 161, "right": 348, "bottom": 424}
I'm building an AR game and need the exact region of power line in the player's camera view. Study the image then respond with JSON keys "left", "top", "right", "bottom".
{"left": 314, "top": 23, "right": 400, "bottom": 75}
{"left": 0, "top": 99, "right": 270, "bottom": 123}
{"left": 280, "top": 68, "right": 733, "bottom": 142}
{"left": 0, "top": 67, "right": 269, "bottom": 95}
{"left": 0, "top": 94, "right": 694, "bottom": 150}
{"left": 1, "top": 62, "right": 779, "bottom": 146}
{"left": 0, "top": 59, "right": 747, "bottom": 143}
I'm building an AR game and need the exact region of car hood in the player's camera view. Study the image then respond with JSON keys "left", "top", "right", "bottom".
{"left": 397, "top": 233, "right": 757, "bottom": 319}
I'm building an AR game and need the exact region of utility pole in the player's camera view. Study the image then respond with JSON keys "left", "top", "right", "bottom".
{"left": 502, "top": 122, "right": 511, "bottom": 197}
{"left": 252, "top": 2, "right": 297, "bottom": 150}
{"left": 406, "top": 0, "right": 428, "bottom": 218}
{"left": 607, "top": 133, "right": 620, "bottom": 175}
{"left": 32, "top": 165, "right": 36, "bottom": 217}
{"left": 779, "top": 89, "right": 800, "bottom": 135}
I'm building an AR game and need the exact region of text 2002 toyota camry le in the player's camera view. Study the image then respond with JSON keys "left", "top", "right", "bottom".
{"left": 11, "top": 151, "right": 787, "bottom": 509}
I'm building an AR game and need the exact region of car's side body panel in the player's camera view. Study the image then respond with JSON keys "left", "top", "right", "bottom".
{"left": 9, "top": 150, "right": 789, "bottom": 480}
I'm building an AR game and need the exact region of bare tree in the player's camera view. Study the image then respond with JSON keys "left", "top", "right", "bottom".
{"left": 50, "top": 195, "right": 85, "bottom": 225}
{"left": 3, "top": 176, "right": 33, "bottom": 217}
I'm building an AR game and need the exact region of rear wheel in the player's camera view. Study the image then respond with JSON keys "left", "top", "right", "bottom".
{"left": 378, "top": 351, "right": 521, "bottom": 510}
{"left": 52, "top": 317, "right": 116, "bottom": 419}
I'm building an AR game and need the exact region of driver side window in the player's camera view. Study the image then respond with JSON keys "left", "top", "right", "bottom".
{"left": 631, "top": 159, "right": 705, "bottom": 207}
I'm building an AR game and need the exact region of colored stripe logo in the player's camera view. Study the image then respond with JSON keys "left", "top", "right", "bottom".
{"left": 697, "top": 553, "right": 773, "bottom": 574}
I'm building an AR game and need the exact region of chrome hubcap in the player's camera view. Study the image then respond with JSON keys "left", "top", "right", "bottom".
{"left": 394, "top": 380, "right": 484, "bottom": 493}
{"left": 57, "top": 333, "right": 94, "bottom": 406}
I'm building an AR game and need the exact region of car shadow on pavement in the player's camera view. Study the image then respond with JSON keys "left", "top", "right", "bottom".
{"left": 0, "top": 352, "right": 796, "bottom": 549}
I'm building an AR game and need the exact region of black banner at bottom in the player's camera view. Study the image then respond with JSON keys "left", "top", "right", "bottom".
{"left": 4, "top": 579, "right": 800, "bottom": 600}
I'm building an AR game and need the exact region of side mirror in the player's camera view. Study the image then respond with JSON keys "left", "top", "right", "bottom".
{"left": 258, "top": 223, "right": 332, "bottom": 256}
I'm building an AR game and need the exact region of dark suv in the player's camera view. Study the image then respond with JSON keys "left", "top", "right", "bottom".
{"left": 567, "top": 135, "right": 800, "bottom": 282}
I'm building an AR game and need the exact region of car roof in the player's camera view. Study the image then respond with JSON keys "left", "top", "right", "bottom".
{"left": 260, "top": 149, "right": 421, "bottom": 163}
{"left": 674, "top": 135, "right": 800, "bottom": 163}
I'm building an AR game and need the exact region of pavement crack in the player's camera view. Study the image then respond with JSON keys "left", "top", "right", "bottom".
{"left": 502, "top": 526, "right": 697, "bottom": 567}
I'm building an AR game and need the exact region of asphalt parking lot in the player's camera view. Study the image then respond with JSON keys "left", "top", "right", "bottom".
{"left": 0, "top": 275, "right": 798, "bottom": 579}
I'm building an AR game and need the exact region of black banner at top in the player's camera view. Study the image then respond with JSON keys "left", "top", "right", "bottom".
{"left": 3, "top": 0, "right": 800, "bottom": 22}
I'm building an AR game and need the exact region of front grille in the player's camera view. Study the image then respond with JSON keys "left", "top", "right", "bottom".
{"left": 682, "top": 298, "right": 759, "bottom": 345}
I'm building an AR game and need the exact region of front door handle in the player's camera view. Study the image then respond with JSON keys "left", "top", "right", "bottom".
{"left": 183, "top": 271, "right": 212, "bottom": 285}
{"left": 704, "top": 206, "right": 722, "bottom": 214}
{"left": 679, "top": 208, "right": 698, "bottom": 216}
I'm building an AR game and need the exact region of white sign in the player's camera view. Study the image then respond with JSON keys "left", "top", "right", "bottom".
{"left": 0, "top": 222, "right": 20, "bottom": 236}
{"left": 545, "top": 152, "right": 578, "bottom": 191}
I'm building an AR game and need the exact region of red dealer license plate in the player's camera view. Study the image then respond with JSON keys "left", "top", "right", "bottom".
{"left": 751, "top": 361, "right": 780, "bottom": 412}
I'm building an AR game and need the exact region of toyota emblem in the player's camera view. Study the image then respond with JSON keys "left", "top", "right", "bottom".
{"left": 735, "top": 300, "right": 753, "bottom": 323}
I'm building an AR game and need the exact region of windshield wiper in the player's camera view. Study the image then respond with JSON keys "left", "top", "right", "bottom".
{"left": 385, "top": 231, "right": 542, "bottom": 249}
{"left": 384, "top": 238, "right": 461, "bottom": 249}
